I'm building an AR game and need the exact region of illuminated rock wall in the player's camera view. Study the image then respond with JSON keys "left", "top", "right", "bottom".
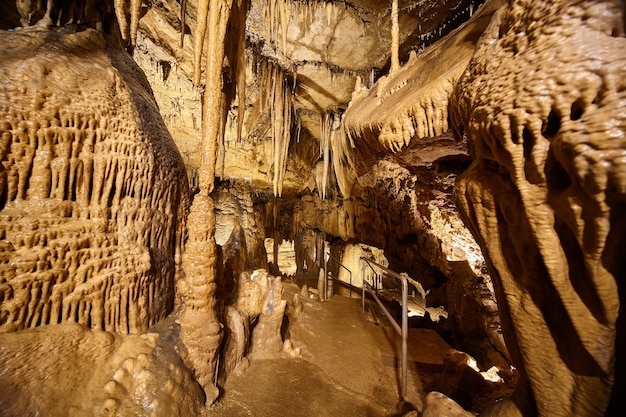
{"left": 453, "top": 0, "right": 626, "bottom": 415}
{"left": 0, "top": 28, "right": 188, "bottom": 335}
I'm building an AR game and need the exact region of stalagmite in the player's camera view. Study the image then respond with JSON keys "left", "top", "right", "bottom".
{"left": 176, "top": 0, "right": 236, "bottom": 406}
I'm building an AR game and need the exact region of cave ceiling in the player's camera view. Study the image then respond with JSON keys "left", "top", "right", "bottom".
{"left": 0, "top": 0, "right": 489, "bottom": 197}
{"left": 130, "top": 0, "right": 486, "bottom": 195}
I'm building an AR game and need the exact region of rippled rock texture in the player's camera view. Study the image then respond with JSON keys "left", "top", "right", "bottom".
{"left": 0, "top": 28, "right": 188, "bottom": 335}
{"left": 453, "top": 0, "right": 626, "bottom": 415}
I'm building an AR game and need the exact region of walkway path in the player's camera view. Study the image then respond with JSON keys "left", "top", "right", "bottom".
{"left": 210, "top": 280, "right": 453, "bottom": 417}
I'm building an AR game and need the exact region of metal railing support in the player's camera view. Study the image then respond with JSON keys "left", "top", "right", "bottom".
{"left": 361, "top": 257, "right": 410, "bottom": 402}
{"left": 326, "top": 253, "right": 353, "bottom": 298}
{"left": 401, "top": 276, "right": 408, "bottom": 401}
{"left": 361, "top": 262, "right": 366, "bottom": 313}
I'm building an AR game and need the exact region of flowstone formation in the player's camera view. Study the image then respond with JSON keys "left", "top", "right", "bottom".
{"left": 0, "top": 28, "right": 188, "bottom": 334}
{"left": 6, "top": 0, "right": 624, "bottom": 415}
{"left": 0, "top": 322, "right": 204, "bottom": 416}
{"left": 0, "top": 24, "right": 200, "bottom": 417}
{"left": 452, "top": 0, "right": 626, "bottom": 415}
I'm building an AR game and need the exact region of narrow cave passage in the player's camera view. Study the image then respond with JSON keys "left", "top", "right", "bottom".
{"left": 213, "top": 175, "right": 516, "bottom": 415}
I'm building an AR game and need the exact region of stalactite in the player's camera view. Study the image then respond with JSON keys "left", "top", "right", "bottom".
{"left": 193, "top": 0, "right": 210, "bottom": 86}
{"left": 114, "top": 0, "right": 129, "bottom": 43}
{"left": 232, "top": 0, "right": 249, "bottom": 143}
{"left": 326, "top": 1, "right": 332, "bottom": 25}
{"left": 390, "top": 0, "right": 399, "bottom": 74}
{"left": 260, "top": 61, "right": 293, "bottom": 197}
{"left": 332, "top": 114, "right": 356, "bottom": 198}
{"left": 279, "top": 0, "right": 289, "bottom": 55}
{"left": 129, "top": 0, "right": 141, "bottom": 47}
{"left": 217, "top": 91, "right": 227, "bottom": 179}
{"left": 236, "top": 66, "right": 246, "bottom": 142}
{"left": 319, "top": 112, "right": 331, "bottom": 199}
{"left": 198, "top": 0, "right": 233, "bottom": 193}
{"left": 180, "top": 0, "right": 188, "bottom": 48}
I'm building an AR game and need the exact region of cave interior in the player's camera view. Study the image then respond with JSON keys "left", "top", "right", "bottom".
{"left": 0, "top": 0, "right": 624, "bottom": 416}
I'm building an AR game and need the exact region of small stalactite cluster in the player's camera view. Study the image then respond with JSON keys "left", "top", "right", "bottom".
{"left": 343, "top": 1, "right": 499, "bottom": 155}
{"left": 113, "top": 0, "right": 142, "bottom": 47}
{"left": 0, "top": 30, "right": 188, "bottom": 335}
{"left": 312, "top": 110, "right": 358, "bottom": 200}
{"left": 264, "top": 0, "right": 291, "bottom": 54}
{"left": 258, "top": 60, "right": 295, "bottom": 197}
{"left": 191, "top": 0, "right": 248, "bottom": 188}
{"left": 332, "top": 114, "right": 357, "bottom": 198}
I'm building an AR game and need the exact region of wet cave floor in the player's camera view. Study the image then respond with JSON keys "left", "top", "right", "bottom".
{"left": 209, "top": 275, "right": 454, "bottom": 417}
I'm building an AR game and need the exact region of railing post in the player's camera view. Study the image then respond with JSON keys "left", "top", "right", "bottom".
{"left": 401, "top": 275, "right": 408, "bottom": 401}
{"left": 361, "top": 260, "right": 366, "bottom": 313}
{"left": 349, "top": 269, "right": 352, "bottom": 298}
{"left": 323, "top": 240, "right": 328, "bottom": 301}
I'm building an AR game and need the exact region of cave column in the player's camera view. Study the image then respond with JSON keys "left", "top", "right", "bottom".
{"left": 178, "top": 0, "right": 233, "bottom": 405}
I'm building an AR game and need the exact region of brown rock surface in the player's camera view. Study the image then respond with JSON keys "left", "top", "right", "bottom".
{"left": 0, "top": 28, "right": 188, "bottom": 334}
{"left": 453, "top": 0, "right": 626, "bottom": 415}
{"left": 2, "top": 0, "right": 624, "bottom": 416}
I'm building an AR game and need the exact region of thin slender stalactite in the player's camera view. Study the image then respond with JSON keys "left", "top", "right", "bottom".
{"left": 198, "top": 0, "right": 234, "bottom": 193}
{"left": 130, "top": 0, "right": 141, "bottom": 46}
{"left": 180, "top": 0, "right": 187, "bottom": 47}
{"left": 114, "top": 0, "right": 129, "bottom": 43}
{"left": 391, "top": 0, "right": 399, "bottom": 73}
{"left": 193, "top": 0, "right": 210, "bottom": 86}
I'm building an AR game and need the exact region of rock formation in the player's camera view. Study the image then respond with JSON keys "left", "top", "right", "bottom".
{"left": 453, "top": 0, "right": 626, "bottom": 415}
{"left": 0, "top": 0, "right": 624, "bottom": 416}
{"left": 0, "top": 22, "right": 196, "bottom": 416}
{"left": 0, "top": 27, "right": 188, "bottom": 335}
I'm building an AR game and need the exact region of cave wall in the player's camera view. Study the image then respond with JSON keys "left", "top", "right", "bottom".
{"left": 0, "top": 28, "right": 188, "bottom": 335}
{"left": 1, "top": 0, "right": 623, "bottom": 416}
{"left": 453, "top": 0, "right": 626, "bottom": 415}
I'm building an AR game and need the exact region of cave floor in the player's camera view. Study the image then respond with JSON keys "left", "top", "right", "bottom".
{"left": 209, "top": 278, "right": 453, "bottom": 417}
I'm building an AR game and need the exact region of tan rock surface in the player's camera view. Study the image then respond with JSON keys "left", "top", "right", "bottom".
{"left": 453, "top": 0, "right": 626, "bottom": 415}
{"left": 2, "top": 1, "right": 624, "bottom": 416}
{"left": 0, "top": 28, "right": 188, "bottom": 334}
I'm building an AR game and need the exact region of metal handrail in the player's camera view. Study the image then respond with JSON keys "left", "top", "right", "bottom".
{"left": 326, "top": 253, "right": 353, "bottom": 298}
{"left": 360, "top": 257, "right": 411, "bottom": 402}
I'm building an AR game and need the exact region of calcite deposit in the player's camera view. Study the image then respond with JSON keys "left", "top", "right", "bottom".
{"left": 0, "top": 28, "right": 188, "bottom": 335}
{"left": 453, "top": 0, "right": 626, "bottom": 415}
{"left": 1, "top": 0, "right": 624, "bottom": 416}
